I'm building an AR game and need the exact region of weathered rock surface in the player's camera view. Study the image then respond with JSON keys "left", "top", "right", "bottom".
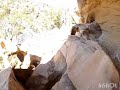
{"left": 0, "top": 67, "right": 25, "bottom": 90}
{"left": 52, "top": 73, "right": 76, "bottom": 90}
{"left": 61, "top": 36, "right": 119, "bottom": 90}
{"left": 26, "top": 50, "right": 67, "bottom": 90}
{"left": 77, "top": 0, "right": 120, "bottom": 72}
{"left": 26, "top": 36, "right": 119, "bottom": 90}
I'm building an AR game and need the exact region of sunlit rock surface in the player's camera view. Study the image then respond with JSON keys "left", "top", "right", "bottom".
{"left": 77, "top": 0, "right": 120, "bottom": 68}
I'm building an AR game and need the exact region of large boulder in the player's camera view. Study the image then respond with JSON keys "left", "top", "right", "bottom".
{"left": 77, "top": 0, "right": 120, "bottom": 72}
{"left": 26, "top": 50, "right": 67, "bottom": 90}
{"left": 26, "top": 36, "right": 119, "bottom": 90}
{"left": 60, "top": 36, "right": 119, "bottom": 90}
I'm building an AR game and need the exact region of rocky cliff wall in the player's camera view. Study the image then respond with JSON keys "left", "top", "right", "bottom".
{"left": 77, "top": 0, "right": 120, "bottom": 73}
{"left": 77, "top": 0, "right": 120, "bottom": 56}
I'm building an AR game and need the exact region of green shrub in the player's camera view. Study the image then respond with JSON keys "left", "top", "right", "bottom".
{"left": 0, "top": 0, "right": 72, "bottom": 38}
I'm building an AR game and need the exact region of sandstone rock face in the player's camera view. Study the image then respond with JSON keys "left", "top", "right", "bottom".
{"left": 26, "top": 36, "right": 119, "bottom": 90}
{"left": 0, "top": 67, "right": 25, "bottom": 90}
{"left": 77, "top": 0, "right": 120, "bottom": 63}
